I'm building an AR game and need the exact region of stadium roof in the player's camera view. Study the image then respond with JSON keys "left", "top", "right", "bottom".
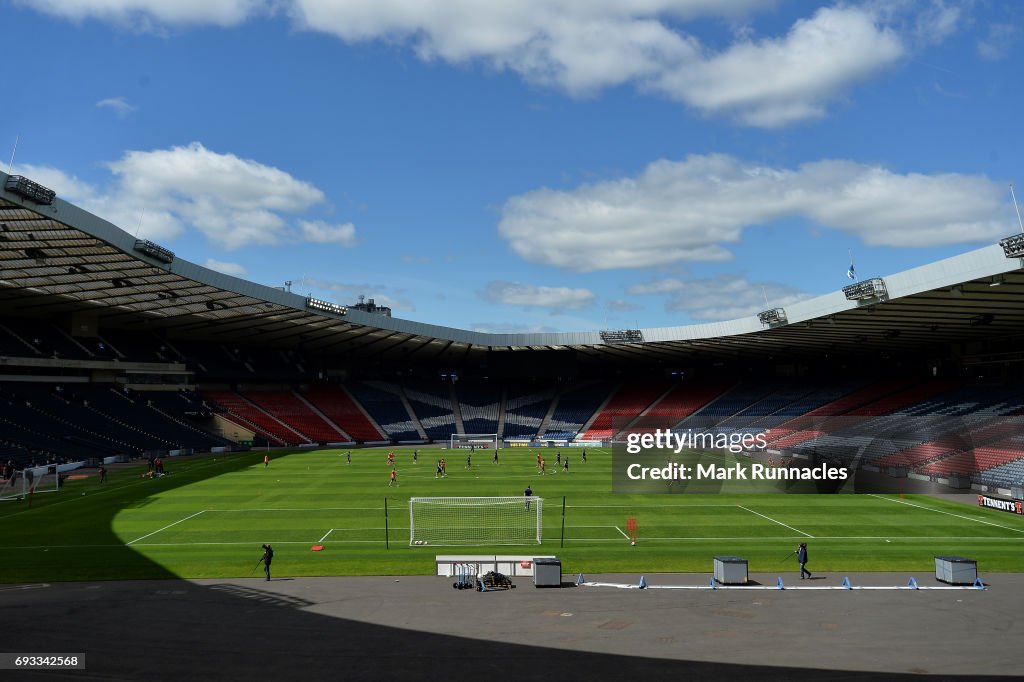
{"left": 2, "top": 169, "right": 1023, "bottom": 363}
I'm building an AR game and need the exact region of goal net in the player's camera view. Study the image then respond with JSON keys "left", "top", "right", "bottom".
{"left": 449, "top": 433, "right": 499, "bottom": 450}
{"left": 0, "top": 466, "right": 61, "bottom": 501}
{"left": 409, "top": 496, "right": 543, "bottom": 546}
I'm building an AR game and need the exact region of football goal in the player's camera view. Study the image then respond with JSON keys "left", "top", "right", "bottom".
{"left": 0, "top": 466, "right": 61, "bottom": 501}
{"left": 449, "top": 433, "right": 499, "bottom": 450}
{"left": 409, "top": 496, "right": 543, "bottom": 546}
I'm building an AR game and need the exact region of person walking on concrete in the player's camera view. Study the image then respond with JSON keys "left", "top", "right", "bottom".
{"left": 797, "top": 542, "right": 811, "bottom": 579}
{"left": 259, "top": 544, "right": 274, "bottom": 581}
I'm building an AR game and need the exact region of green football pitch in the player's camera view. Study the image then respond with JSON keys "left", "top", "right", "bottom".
{"left": 2, "top": 447, "right": 1023, "bottom": 583}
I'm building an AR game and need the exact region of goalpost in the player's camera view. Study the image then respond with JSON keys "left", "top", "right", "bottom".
{"left": 0, "top": 466, "right": 61, "bottom": 501}
{"left": 409, "top": 496, "right": 543, "bottom": 546}
{"left": 449, "top": 433, "right": 499, "bottom": 450}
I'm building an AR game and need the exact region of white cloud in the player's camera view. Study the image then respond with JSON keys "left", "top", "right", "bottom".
{"left": 19, "top": 0, "right": 272, "bottom": 28}
{"left": 298, "top": 219, "right": 358, "bottom": 247}
{"left": 482, "top": 281, "right": 596, "bottom": 309}
{"left": 977, "top": 23, "right": 1017, "bottom": 61}
{"left": 96, "top": 96, "right": 135, "bottom": 117}
{"left": 291, "top": 2, "right": 909, "bottom": 127}
{"left": 605, "top": 298, "right": 642, "bottom": 312}
{"left": 651, "top": 6, "right": 905, "bottom": 127}
{"left": 203, "top": 259, "right": 248, "bottom": 276}
{"left": 23, "top": 1, "right": 939, "bottom": 127}
{"left": 499, "top": 153, "right": 1010, "bottom": 272}
{"left": 629, "top": 275, "right": 812, "bottom": 321}
{"left": 19, "top": 143, "right": 356, "bottom": 251}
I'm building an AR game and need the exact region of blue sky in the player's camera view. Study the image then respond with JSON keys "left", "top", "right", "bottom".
{"left": 2, "top": 0, "right": 1021, "bottom": 332}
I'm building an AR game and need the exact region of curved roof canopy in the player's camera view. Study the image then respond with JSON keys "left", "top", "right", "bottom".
{"left": 2, "top": 170, "right": 1023, "bottom": 363}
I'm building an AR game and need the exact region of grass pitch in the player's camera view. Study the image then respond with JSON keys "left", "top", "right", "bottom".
{"left": 2, "top": 447, "right": 1023, "bottom": 583}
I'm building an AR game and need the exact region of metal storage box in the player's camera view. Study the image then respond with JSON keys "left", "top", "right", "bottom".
{"left": 533, "top": 557, "right": 561, "bottom": 587}
{"left": 934, "top": 556, "right": 976, "bottom": 585}
{"left": 714, "top": 556, "right": 748, "bottom": 585}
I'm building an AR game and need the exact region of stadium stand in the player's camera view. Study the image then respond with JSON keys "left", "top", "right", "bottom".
{"left": 453, "top": 382, "right": 502, "bottom": 435}
{"left": 580, "top": 380, "right": 671, "bottom": 441}
{"left": 404, "top": 381, "right": 458, "bottom": 441}
{"left": 201, "top": 389, "right": 304, "bottom": 446}
{"left": 345, "top": 381, "right": 421, "bottom": 441}
{"left": 503, "top": 384, "right": 556, "bottom": 439}
{"left": 240, "top": 387, "right": 349, "bottom": 443}
{"left": 542, "top": 382, "right": 615, "bottom": 440}
{"left": 641, "top": 380, "right": 732, "bottom": 421}
{"left": 301, "top": 384, "right": 387, "bottom": 442}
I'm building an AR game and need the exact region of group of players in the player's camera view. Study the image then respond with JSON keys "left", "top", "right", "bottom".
{"left": 534, "top": 448, "right": 586, "bottom": 475}
{"left": 342, "top": 446, "right": 591, "bottom": 485}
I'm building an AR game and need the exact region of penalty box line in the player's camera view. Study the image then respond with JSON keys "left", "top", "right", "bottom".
{"left": 736, "top": 505, "right": 813, "bottom": 538}
{"left": 127, "top": 510, "right": 206, "bottom": 546}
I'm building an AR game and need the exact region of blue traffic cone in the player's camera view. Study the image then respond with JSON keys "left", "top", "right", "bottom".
{"left": 576, "top": 573, "right": 585, "bottom": 586}
{"left": 638, "top": 575, "right": 647, "bottom": 589}
{"left": 907, "top": 577, "right": 919, "bottom": 590}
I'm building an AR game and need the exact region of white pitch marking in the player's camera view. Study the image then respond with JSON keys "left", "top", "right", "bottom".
{"left": 867, "top": 494, "right": 1024, "bottom": 534}
{"left": 736, "top": 506, "right": 813, "bottom": 537}
{"left": 318, "top": 528, "right": 335, "bottom": 543}
{"left": 614, "top": 526, "right": 629, "bottom": 539}
{"left": 127, "top": 510, "right": 206, "bottom": 545}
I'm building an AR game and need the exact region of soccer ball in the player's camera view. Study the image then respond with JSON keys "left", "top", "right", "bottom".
{"left": 630, "top": 540, "right": 636, "bottom": 546}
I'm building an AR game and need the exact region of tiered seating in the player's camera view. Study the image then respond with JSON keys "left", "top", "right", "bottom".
{"left": 0, "top": 323, "right": 38, "bottom": 357}
{"left": 175, "top": 342, "right": 254, "bottom": 380}
{"left": 301, "top": 384, "right": 386, "bottom": 442}
{"left": 643, "top": 380, "right": 732, "bottom": 422}
{"left": 83, "top": 386, "right": 234, "bottom": 450}
{"left": 763, "top": 379, "right": 916, "bottom": 448}
{"left": 875, "top": 413, "right": 1024, "bottom": 469}
{"left": 580, "top": 381, "right": 670, "bottom": 440}
{"left": 919, "top": 442, "right": 1024, "bottom": 478}
{"left": 3, "top": 320, "right": 93, "bottom": 360}
{"left": 847, "top": 380, "right": 959, "bottom": 416}
{"left": 790, "top": 380, "right": 964, "bottom": 461}
{"left": 678, "top": 383, "right": 777, "bottom": 430}
{"left": 974, "top": 444, "right": 1024, "bottom": 487}
{"left": 714, "top": 383, "right": 822, "bottom": 430}
{"left": 0, "top": 384, "right": 142, "bottom": 458}
{"left": 543, "top": 382, "right": 614, "bottom": 440}
{"left": 136, "top": 389, "right": 236, "bottom": 448}
{"left": 100, "top": 329, "right": 176, "bottom": 363}
{"left": 345, "top": 381, "right": 420, "bottom": 441}
{"left": 454, "top": 383, "right": 501, "bottom": 435}
{"left": 240, "top": 388, "right": 347, "bottom": 443}
{"left": 404, "top": 381, "right": 457, "bottom": 441}
{"left": 202, "top": 389, "right": 302, "bottom": 445}
{"left": 503, "top": 385, "right": 556, "bottom": 439}
{"left": 240, "top": 349, "right": 310, "bottom": 381}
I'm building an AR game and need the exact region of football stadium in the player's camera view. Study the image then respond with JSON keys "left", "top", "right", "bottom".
{"left": 4, "top": 3, "right": 1024, "bottom": 680}
{"left": 3, "top": 167, "right": 1024, "bottom": 678}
